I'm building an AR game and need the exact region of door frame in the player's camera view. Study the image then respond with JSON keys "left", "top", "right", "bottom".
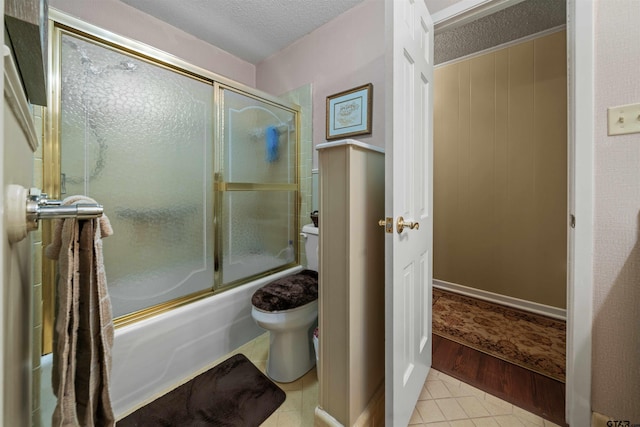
{"left": 430, "top": 0, "right": 594, "bottom": 426}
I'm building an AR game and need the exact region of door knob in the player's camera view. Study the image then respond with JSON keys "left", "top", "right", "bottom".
{"left": 396, "top": 216, "right": 419, "bottom": 234}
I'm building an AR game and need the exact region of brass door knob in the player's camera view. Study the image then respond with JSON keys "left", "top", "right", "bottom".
{"left": 396, "top": 216, "right": 419, "bottom": 234}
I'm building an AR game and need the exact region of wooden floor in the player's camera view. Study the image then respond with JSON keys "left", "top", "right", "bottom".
{"left": 432, "top": 334, "right": 568, "bottom": 427}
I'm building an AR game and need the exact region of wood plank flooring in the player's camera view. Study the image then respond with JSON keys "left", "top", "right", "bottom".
{"left": 432, "top": 334, "right": 568, "bottom": 426}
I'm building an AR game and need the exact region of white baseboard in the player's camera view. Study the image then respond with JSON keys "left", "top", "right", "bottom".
{"left": 591, "top": 411, "right": 614, "bottom": 427}
{"left": 314, "top": 380, "right": 384, "bottom": 427}
{"left": 315, "top": 406, "right": 343, "bottom": 427}
{"left": 433, "top": 279, "right": 567, "bottom": 321}
{"left": 353, "top": 383, "right": 385, "bottom": 427}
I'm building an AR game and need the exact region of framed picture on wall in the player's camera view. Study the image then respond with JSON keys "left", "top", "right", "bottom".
{"left": 326, "top": 83, "right": 373, "bottom": 140}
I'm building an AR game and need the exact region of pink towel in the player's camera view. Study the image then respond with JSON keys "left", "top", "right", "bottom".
{"left": 45, "top": 195, "right": 115, "bottom": 427}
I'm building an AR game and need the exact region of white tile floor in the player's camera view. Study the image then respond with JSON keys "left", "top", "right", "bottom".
{"left": 231, "top": 333, "right": 563, "bottom": 427}
{"left": 411, "top": 370, "right": 562, "bottom": 427}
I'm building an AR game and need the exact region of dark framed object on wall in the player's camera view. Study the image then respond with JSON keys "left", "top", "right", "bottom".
{"left": 326, "top": 83, "right": 373, "bottom": 140}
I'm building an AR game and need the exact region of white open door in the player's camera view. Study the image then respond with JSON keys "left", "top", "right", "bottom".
{"left": 384, "top": 0, "right": 433, "bottom": 425}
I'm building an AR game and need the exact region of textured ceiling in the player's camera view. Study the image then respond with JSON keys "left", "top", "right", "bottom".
{"left": 120, "top": 0, "right": 559, "bottom": 67}
{"left": 435, "top": 0, "right": 566, "bottom": 64}
{"left": 119, "top": 0, "right": 365, "bottom": 64}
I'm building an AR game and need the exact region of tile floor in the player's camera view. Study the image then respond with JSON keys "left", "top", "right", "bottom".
{"left": 228, "top": 332, "right": 318, "bottom": 426}
{"left": 231, "top": 333, "right": 562, "bottom": 427}
{"left": 410, "top": 370, "right": 562, "bottom": 427}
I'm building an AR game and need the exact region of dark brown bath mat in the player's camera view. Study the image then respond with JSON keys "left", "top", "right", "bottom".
{"left": 118, "top": 353, "right": 286, "bottom": 426}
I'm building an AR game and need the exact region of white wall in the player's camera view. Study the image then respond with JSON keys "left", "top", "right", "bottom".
{"left": 256, "top": 0, "right": 386, "bottom": 169}
{"left": 49, "top": 0, "right": 256, "bottom": 87}
{"left": 592, "top": 0, "right": 640, "bottom": 422}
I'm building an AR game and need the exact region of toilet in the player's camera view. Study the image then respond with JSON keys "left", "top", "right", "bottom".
{"left": 251, "top": 224, "right": 319, "bottom": 383}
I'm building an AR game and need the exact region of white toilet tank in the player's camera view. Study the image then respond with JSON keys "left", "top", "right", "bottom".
{"left": 302, "top": 224, "right": 319, "bottom": 271}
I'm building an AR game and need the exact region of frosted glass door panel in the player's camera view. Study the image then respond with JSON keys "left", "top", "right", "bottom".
{"left": 60, "top": 33, "right": 214, "bottom": 317}
{"left": 220, "top": 190, "right": 297, "bottom": 285}
{"left": 222, "top": 88, "right": 296, "bottom": 184}
{"left": 218, "top": 87, "right": 298, "bottom": 288}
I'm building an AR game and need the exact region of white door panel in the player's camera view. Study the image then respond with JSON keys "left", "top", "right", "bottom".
{"left": 386, "top": 0, "right": 433, "bottom": 425}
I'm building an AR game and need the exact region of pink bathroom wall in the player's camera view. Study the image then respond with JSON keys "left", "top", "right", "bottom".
{"left": 49, "top": 0, "right": 256, "bottom": 87}
{"left": 256, "top": 0, "right": 386, "bottom": 169}
{"left": 592, "top": 0, "right": 640, "bottom": 422}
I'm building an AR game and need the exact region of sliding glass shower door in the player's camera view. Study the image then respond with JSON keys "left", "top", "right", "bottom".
{"left": 58, "top": 31, "right": 215, "bottom": 318}
{"left": 47, "top": 22, "right": 300, "bottom": 331}
{"left": 216, "top": 87, "right": 299, "bottom": 288}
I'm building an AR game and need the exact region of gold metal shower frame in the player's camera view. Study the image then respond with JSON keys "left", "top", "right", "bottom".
{"left": 43, "top": 10, "right": 301, "bottom": 353}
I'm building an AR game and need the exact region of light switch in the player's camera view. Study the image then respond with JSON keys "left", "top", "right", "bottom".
{"left": 608, "top": 103, "right": 640, "bottom": 136}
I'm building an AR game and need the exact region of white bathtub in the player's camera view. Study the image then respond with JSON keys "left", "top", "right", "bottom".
{"left": 40, "top": 265, "right": 302, "bottom": 423}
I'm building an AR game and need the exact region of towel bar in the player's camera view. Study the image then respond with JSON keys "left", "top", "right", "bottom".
{"left": 6, "top": 185, "right": 103, "bottom": 243}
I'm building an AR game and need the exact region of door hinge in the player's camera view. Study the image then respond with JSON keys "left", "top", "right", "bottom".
{"left": 570, "top": 214, "right": 576, "bottom": 229}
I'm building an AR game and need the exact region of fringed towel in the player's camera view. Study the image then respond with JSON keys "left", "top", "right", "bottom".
{"left": 45, "top": 195, "right": 115, "bottom": 427}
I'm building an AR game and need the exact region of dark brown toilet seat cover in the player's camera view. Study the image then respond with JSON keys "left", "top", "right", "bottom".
{"left": 251, "top": 270, "right": 318, "bottom": 312}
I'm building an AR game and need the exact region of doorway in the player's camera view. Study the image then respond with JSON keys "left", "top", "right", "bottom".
{"left": 434, "top": 1, "right": 586, "bottom": 426}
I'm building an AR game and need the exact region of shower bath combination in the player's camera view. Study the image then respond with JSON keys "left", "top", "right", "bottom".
{"left": 41, "top": 12, "right": 305, "bottom": 419}
{"left": 56, "top": 26, "right": 300, "bottom": 319}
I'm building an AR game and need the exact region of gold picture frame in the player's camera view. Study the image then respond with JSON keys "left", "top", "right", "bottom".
{"left": 326, "top": 83, "right": 373, "bottom": 140}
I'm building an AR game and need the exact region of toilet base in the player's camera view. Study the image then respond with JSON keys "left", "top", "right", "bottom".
{"left": 266, "top": 324, "right": 317, "bottom": 383}
{"left": 251, "top": 300, "right": 318, "bottom": 383}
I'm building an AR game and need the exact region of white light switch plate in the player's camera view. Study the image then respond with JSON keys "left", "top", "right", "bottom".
{"left": 608, "top": 103, "right": 640, "bottom": 136}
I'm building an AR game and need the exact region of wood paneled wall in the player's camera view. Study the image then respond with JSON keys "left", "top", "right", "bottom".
{"left": 434, "top": 30, "right": 567, "bottom": 309}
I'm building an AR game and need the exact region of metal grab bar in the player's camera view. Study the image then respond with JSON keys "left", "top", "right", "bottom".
{"left": 29, "top": 203, "right": 104, "bottom": 220}
{"left": 26, "top": 190, "right": 103, "bottom": 224}
{"left": 6, "top": 185, "right": 104, "bottom": 243}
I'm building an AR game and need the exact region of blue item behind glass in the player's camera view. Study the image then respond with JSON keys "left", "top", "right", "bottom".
{"left": 266, "top": 126, "right": 279, "bottom": 163}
